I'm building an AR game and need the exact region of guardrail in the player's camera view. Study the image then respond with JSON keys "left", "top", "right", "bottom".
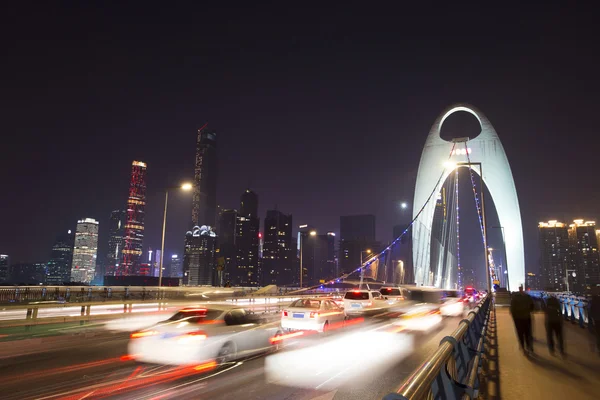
{"left": 383, "top": 294, "right": 492, "bottom": 400}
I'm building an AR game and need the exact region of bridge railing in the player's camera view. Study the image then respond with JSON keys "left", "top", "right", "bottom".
{"left": 383, "top": 294, "right": 492, "bottom": 400}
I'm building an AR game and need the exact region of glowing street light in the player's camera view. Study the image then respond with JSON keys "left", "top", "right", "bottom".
{"left": 309, "top": 230, "right": 317, "bottom": 236}
{"left": 159, "top": 182, "right": 193, "bottom": 287}
{"left": 400, "top": 202, "right": 408, "bottom": 209}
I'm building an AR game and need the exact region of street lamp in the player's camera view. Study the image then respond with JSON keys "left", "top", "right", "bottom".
{"left": 159, "top": 182, "right": 193, "bottom": 287}
{"left": 565, "top": 269, "right": 576, "bottom": 293}
{"left": 400, "top": 202, "right": 408, "bottom": 210}
{"left": 359, "top": 249, "right": 372, "bottom": 289}
{"left": 299, "top": 229, "right": 317, "bottom": 288}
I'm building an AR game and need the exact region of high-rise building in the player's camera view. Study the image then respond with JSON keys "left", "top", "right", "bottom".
{"left": 183, "top": 225, "right": 217, "bottom": 286}
{"left": 218, "top": 209, "right": 238, "bottom": 285}
{"left": 300, "top": 231, "right": 336, "bottom": 285}
{"left": 262, "top": 210, "right": 293, "bottom": 285}
{"left": 0, "top": 255, "right": 9, "bottom": 284}
{"left": 568, "top": 219, "right": 600, "bottom": 293}
{"left": 46, "top": 230, "right": 74, "bottom": 285}
{"left": 169, "top": 254, "right": 183, "bottom": 278}
{"left": 234, "top": 190, "right": 260, "bottom": 286}
{"left": 9, "top": 263, "right": 47, "bottom": 285}
{"left": 339, "top": 215, "right": 379, "bottom": 275}
{"left": 120, "top": 161, "right": 147, "bottom": 275}
{"left": 539, "top": 220, "right": 570, "bottom": 292}
{"left": 105, "top": 209, "right": 125, "bottom": 276}
{"left": 192, "top": 126, "right": 218, "bottom": 228}
{"left": 71, "top": 218, "right": 99, "bottom": 284}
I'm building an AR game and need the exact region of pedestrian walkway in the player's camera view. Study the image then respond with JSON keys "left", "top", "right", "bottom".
{"left": 495, "top": 307, "right": 600, "bottom": 400}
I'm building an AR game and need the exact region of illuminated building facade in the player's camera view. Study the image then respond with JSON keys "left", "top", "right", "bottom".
{"left": 46, "top": 230, "right": 74, "bottom": 285}
{"left": 262, "top": 210, "right": 294, "bottom": 285}
{"left": 234, "top": 189, "right": 260, "bottom": 286}
{"left": 192, "top": 126, "right": 217, "bottom": 228}
{"left": 120, "top": 161, "right": 147, "bottom": 275}
{"left": 568, "top": 219, "right": 600, "bottom": 293}
{"left": 105, "top": 209, "right": 125, "bottom": 276}
{"left": 539, "top": 220, "right": 570, "bottom": 291}
{"left": 169, "top": 254, "right": 183, "bottom": 278}
{"left": 70, "top": 218, "right": 99, "bottom": 284}
{"left": 183, "top": 225, "right": 217, "bottom": 286}
{"left": 413, "top": 104, "right": 525, "bottom": 290}
{"left": 0, "top": 255, "right": 9, "bottom": 284}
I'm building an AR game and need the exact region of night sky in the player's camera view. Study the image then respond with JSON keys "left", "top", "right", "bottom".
{"left": 1, "top": 2, "right": 598, "bottom": 280}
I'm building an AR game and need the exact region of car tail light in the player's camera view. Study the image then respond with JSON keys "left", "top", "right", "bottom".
{"left": 309, "top": 312, "right": 318, "bottom": 318}
{"left": 130, "top": 330, "right": 158, "bottom": 339}
{"left": 282, "top": 310, "right": 288, "bottom": 317}
{"left": 177, "top": 330, "right": 208, "bottom": 344}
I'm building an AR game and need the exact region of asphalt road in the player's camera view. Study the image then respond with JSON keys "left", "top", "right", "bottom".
{"left": 0, "top": 316, "right": 462, "bottom": 400}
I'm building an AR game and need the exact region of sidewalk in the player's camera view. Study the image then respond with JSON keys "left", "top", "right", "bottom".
{"left": 496, "top": 308, "right": 600, "bottom": 400}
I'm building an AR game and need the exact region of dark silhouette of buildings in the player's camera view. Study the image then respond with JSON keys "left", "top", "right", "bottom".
{"left": 46, "top": 230, "right": 74, "bottom": 285}
{"left": 105, "top": 209, "right": 125, "bottom": 276}
{"left": 234, "top": 190, "right": 260, "bottom": 286}
{"left": 120, "top": 161, "right": 147, "bottom": 275}
{"left": 339, "top": 215, "right": 380, "bottom": 275}
{"left": 262, "top": 210, "right": 294, "bottom": 285}
{"left": 0, "top": 255, "right": 9, "bottom": 284}
{"left": 300, "top": 230, "right": 335, "bottom": 285}
{"left": 9, "top": 262, "right": 47, "bottom": 285}
{"left": 218, "top": 208, "right": 238, "bottom": 285}
{"left": 192, "top": 126, "right": 218, "bottom": 228}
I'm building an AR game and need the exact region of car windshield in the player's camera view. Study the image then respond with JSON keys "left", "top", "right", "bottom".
{"left": 344, "top": 291, "right": 370, "bottom": 300}
{"left": 290, "top": 299, "right": 321, "bottom": 308}
{"left": 380, "top": 288, "right": 401, "bottom": 296}
{"left": 168, "top": 309, "right": 223, "bottom": 322}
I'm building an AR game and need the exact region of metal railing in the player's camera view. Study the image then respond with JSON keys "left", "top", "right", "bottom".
{"left": 383, "top": 294, "right": 492, "bottom": 400}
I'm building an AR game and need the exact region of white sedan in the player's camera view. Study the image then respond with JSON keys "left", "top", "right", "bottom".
{"left": 281, "top": 298, "right": 345, "bottom": 333}
{"left": 128, "top": 305, "right": 280, "bottom": 365}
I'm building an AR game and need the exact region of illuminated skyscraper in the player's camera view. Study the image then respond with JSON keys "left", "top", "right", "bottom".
{"left": 539, "top": 220, "right": 570, "bottom": 291}
{"left": 47, "top": 230, "right": 74, "bottom": 285}
{"left": 234, "top": 189, "right": 260, "bottom": 286}
{"left": 105, "top": 209, "right": 125, "bottom": 276}
{"left": 568, "top": 219, "right": 600, "bottom": 293}
{"left": 120, "top": 161, "right": 147, "bottom": 275}
{"left": 70, "top": 218, "right": 99, "bottom": 284}
{"left": 183, "top": 225, "right": 217, "bottom": 286}
{"left": 262, "top": 210, "right": 294, "bottom": 285}
{"left": 0, "top": 255, "right": 9, "bottom": 284}
{"left": 192, "top": 126, "right": 217, "bottom": 228}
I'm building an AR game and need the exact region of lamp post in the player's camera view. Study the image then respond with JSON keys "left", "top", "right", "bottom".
{"left": 299, "top": 229, "right": 317, "bottom": 288}
{"left": 491, "top": 226, "right": 509, "bottom": 292}
{"left": 159, "top": 183, "right": 193, "bottom": 287}
{"left": 359, "top": 249, "right": 372, "bottom": 289}
{"left": 565, "top": 269, "right": 576, "bottom": 293}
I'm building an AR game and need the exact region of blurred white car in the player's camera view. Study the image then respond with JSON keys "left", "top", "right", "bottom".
{"left": 391, "top": 288, "right": 442, "bottom": 331}
{"left": 128, "top": 305, "right": 280, "bottom": 365}
{"left": 281, "top": 298, "right": 345, "bottom": 333}
{"left": 440, "top": 290, "right": 465, "bottom": 317}
{"left": 343, "top": 289, "right": 386, "bottom": 316}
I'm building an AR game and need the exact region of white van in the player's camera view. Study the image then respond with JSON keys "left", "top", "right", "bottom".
{"left": 343, "top": 290, "right": 384, "bottom": 315}
{"left": 379, "top": 287, "right": 404, "bottom": 302}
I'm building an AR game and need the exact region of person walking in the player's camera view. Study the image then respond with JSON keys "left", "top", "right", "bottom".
{"left": 544, "top": 295, "right": 564, "bottom": 356}
{"left": 510, "top": 285, "right": 534, "bottom": 354}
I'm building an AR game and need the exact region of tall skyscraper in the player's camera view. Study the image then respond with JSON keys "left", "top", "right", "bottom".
{"left": 234, "top": 189, "right": 260, "bottom": 286}
{"left": 339, "top": 214, "right": 380, "bottom": 275}
{"left": 0, "top": 255, "right": 9, "bottom": 284}
{"left": 192, "top": 126, "right": 218, "bottom": 228}
{"left": 46, "top": 230, "right": 74, "bottom": 285}
{"left": 218, "top": 208, "right": 238, "bottom": 285}
{"left": 539, "top": 220, "right": 570, "bottom": 291}
{"left": 262, "top": 210, "right": 293, "bottom": 285}
{"left": 568, "top": 219, "right": 600, "bottom": 293}
{"left": 70, "top": 218, "right": 99, "bottom": 284}
{"left": 183, "top": 225, "right": 217, "bottom": 286}
{"left": 120, "top": 161, "right": 147, "bottom": 275}
{"left": 105, "top": 209, "right": 125, "bottom": 276}
{"left": 300, "top": 231, "right": 336, "bottom": 285}
{"left": 169, "top": 254, "right": 183, "bottom": 278}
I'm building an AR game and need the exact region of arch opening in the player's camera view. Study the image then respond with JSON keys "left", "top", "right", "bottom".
{"left": 439, "top": 110, "right": 482, "bottom": 142}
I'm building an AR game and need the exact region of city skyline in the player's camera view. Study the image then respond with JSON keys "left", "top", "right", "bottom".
{"left": 1, "top": 3, "right": 599, "bottom": 283}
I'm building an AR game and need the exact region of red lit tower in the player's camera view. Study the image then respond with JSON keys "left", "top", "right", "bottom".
{"left": 119, "top": 160, "right": 147, "bottom": 275}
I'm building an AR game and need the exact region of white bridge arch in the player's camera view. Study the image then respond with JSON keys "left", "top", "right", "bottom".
{"left": 412, "top": 103, "right": 524, "bottom": 290}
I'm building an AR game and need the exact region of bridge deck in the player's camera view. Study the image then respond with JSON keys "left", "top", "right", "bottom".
{"left": 495, "top": 307, "right": 600, "bottom": 400}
